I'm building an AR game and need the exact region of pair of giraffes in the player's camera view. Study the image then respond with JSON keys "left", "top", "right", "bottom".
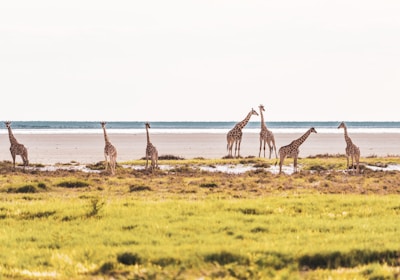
{"left": 100, "top": 122, "right": 158, "bottom": 175}
{"left": 226, "top": 107, "right": 361, "bottom": 174}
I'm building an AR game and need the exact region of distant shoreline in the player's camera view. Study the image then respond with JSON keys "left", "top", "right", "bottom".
{"left": 0, "top": 132, "right": 398, "bottom": 165}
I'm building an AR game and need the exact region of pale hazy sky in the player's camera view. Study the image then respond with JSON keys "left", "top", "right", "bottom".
{"left": 0, "top": 1, "right": 399, "bottom": 122}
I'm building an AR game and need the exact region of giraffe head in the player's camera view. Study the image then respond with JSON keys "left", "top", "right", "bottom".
{"left": 251, "top": 108, "right": 259, "bottom": 116}
{"left": 258, "top": 104, "right": 265, "bottom": 112}
{"left": 310, "top": 127, "right": 317, "bottom": 134}
{"left": 145, "top": 122, "right": 151, "bottom": 129}
{"left": 100, "top": 122, "right": 107, "bottom": 128}
{"left": 338, "top": 122, "right": 346, "bottom": 129}
{"left": 4, "top": 121, "right": 11, "bottom": 129}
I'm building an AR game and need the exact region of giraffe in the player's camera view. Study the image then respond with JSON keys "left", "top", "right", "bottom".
{"left": 226, "top": 108, "right": 259, "bottom": 158}
{"left": 338, "top": 121, "right": 360, "bottom": 174}
{"left": 4, "top": 121, "right": 29, "bottom": 170}
{"left": 258, "top": 104, "right": 277, "bottom": 159}
{"left": 145, "top": 122, "right": 158, "bottom": 170}
{"left": 100, "top": 122, "right": 117, "bottom": 175}
{"left": 276, "top": 127, "right": 317, "bottom": 174}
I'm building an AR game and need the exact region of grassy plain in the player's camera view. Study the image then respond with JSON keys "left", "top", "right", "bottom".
{"left": 0, "top": 156, "right": 400, "bottom": 279}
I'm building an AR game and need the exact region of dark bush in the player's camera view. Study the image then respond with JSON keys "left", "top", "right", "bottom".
{"left": 117, "top": 252, "right": 141, "bottom": 266}
{"left": 152, "top": 257, "right": 180, "bottom": 267}
{"left": 8, "top": 185, "right": 37, "bottom": 193}
{"left": 239, "top": 208, "right": 259, "bottom": 215}
{"left": 204, "top": 251, "right": 249, "bottom": 265}
{"left": 199, "top": 182, "right": 218, "bottom": 188}
{"left": 37, "top": 183, "right": 47, "bottom": 189}
{"left": 129, "top": 185, "right": 151, "bottom": 192}
{"left": 98, "top": 262, "right": 115, "bottom": 274}
{"left": 57, "top": 181, "right": 89, "bottom": 188}
{"left": 298, "top": 250, "right": 400, "bottom": 269}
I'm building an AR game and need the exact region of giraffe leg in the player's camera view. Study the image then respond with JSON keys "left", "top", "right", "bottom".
{"left": 22, "top": 149, "right": 29, "bottom": 167}
{"left": 267, "top": 141, "right": 272, "bottom": 159}
{"left": 259, "top": 138, "right": 262, "bottom": 157}
{"left": 293, "top": 156, "right": 298, "bottom": 173}
{"left": 237, "top": 139, "right": 242, "bottom": 158}
{"left": 104, "top": 154, "right": 109, "bottom": 171}
{"left": 351, "top": 155, "right": 355, "bottom": 173}
{"left": 278, "top": 154, "right": 285, "bottom": 174}
{"left": 11, "top": 153, "right": 16, "bottom": 170}
{"left": 21, "top": 155, "right": 27, "bottom": 170}
{"left": 233, "top": 141, "right": 238, "bottom": 158}
{"left": 145, "top": 154, "right": 149, "bottom": 170}
{"left": 227, "top": 137, "right": 233, "bottom": 157}
{"left": 272, "top": 139, "right": 278, "bottom": 159}
{"left": 263, "top": 141, "right": 266, "bottom": 158}
{"left": 111, "top": 156, "right": 116, "bottom": 175}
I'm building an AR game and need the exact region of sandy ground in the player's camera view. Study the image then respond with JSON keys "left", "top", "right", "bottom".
{"left": 0, "top": 132, "right": 399, "bottom": 165}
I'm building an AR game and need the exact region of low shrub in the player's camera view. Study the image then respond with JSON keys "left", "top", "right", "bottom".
{"left": 117, "top": 252, "right": 141, "bottom": 265}
{"left": 129, "top": 185, "right": 151, "bottom": 192}
{"left": 204, "top": 251, "right": 249, "bottom": 265}
{"left": 57, "top": 181, "right": 89, "bottom": 188}
{"left": 8, "top": 185, "right": 38, "bottom": 193}
{"left": 199, "top": 182, "right": 218, "bottom": 188}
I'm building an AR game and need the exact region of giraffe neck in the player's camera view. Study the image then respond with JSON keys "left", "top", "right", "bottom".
{"left": 146, "top": 126, "right": 150, "bottom": 144}
{"left": 259, "top": 109, "right": 267, "bottom": 130}
{"left": 7, "top": 127, "right": 18, "bottom": 144}
{"left": 102, "top": 127, "right": 110, "bottom": 143}
{"left": 236, "top": 111, "right": 253, "bottom": 130}
{"left": 293, "top": 128, "right": 313, "bottom": 148}
{"left": 342, "top": 126, "right": 353, "bottom": 145}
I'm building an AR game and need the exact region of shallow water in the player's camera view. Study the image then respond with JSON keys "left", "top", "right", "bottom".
{"left": 27, "top": 162, "right": 400, "bottom": 175}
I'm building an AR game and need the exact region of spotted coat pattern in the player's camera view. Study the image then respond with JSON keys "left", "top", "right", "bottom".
{"left": 258, "top": 104, "right": 277, "bottom": 159}
{"left": 338, "top": 121, "right": 360, "bottom": 174}
{"left": 277, "top": 127, "right": 317, "bottom": 174}
{"left": 226, "top": 108, "right": 259, "bottom": 158}
{"left": 5, "top": 121, "right": 29, "bottom": 170}
{"left": 145, "top": 122, "right": 158, "bottom": 170}
{"left": 100, "top": 122, "right": 117, "bottom": 175}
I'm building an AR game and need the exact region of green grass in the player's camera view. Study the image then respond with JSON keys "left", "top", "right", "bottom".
{"left": 1, "top": 195, "right": 400, "bottom": 279}
{"left": 0, "top": 157, "right": 400, "bottom": 279}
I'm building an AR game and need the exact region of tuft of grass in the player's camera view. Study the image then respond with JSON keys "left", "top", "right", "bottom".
{"left": 129, "top": 185, "right": 151, "bottom": 192}
{"left": 57, "top": 180, "right": 89, "bottom": 188}
{"left": 199, "top": 182, "right": 218, "bottom": 188}
{"left": 204, "top": 251, "right": 249, "bottom": 265}
{"left": 298, "top": 249, "right": 400, "bottom": 269}
{"left": 98, "top": 261, "right": 115, "bottom": 274}
{"left": 86, "top": 197, "right": 105, "bottom": 218}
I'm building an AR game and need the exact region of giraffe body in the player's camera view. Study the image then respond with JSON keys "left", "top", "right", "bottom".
{"left": 100, "top": 122, "right": 117, "bottom": 175}
{"left": 258, "top": 105, "right": 277, "bottom": 159}
{"left": 145, "top": 122, "right": 158, "bottom": 170}
{"left": 226, "top": 108, "right": 259, "bottom": 158}
{"left": 338, "top": 122, "right": 360, "bottom": 174}
{"left": 5, "top": 122, "right": 29, "bottom": 170}
{"left": 277, "top": 127, "right": 317, "bottom": 174}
